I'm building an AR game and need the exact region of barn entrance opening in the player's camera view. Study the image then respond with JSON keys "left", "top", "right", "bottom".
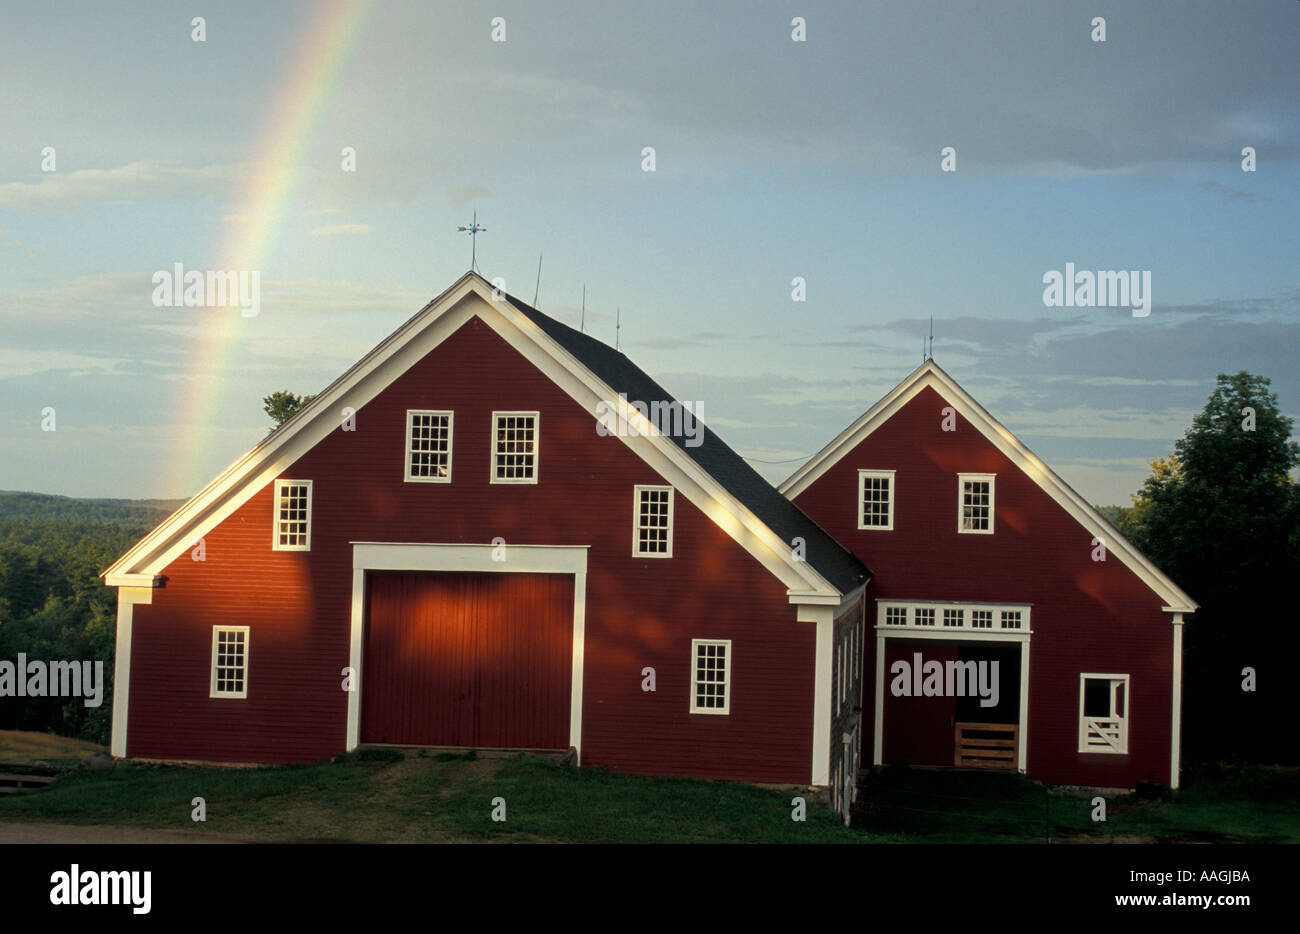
{"left": 952, "top": 642, "right": 1020, "bottom": 770}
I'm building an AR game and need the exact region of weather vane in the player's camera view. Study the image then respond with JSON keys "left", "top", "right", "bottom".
{"left": 457, "top": 211, "right": 486, "bottom": 272}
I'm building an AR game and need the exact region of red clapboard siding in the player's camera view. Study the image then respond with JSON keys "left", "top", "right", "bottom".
{"left": 361, "top": 571, "right": 573, "bottom": 748}
{"left": 126, "top": 315, "right": 816, "bottom": 782}
{"left": 793, "top": 384, "right": 1174, "bottom": 788}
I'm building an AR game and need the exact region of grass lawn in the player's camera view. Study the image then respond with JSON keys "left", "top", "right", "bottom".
{"left": 0, "top": 729, "right": 104, "bottom": 760}
{"left": 0, "top": 750, "right": 858, "bottom": 843}
{"left": 1, "top": 741, "right": 1294, "bottom": 843}
{"left": 855, "top": 763, "right": 1300, "bottom": 843}
{"left": 0, "top": 729, "right": 104, "bottom": 771}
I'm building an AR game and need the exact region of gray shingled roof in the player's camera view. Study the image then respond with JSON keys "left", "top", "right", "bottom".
{"left": 504, "top": 290, "right": 871, "bottom": 595}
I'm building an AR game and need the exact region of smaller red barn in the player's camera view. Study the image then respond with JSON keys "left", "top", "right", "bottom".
{"left": 781, "top": 359, "right": 1197, "bottom": 789}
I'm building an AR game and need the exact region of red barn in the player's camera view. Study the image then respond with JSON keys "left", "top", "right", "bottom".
{"left": 103, "top": 272, "right": 871, "bottom": 809}
{"left": 782, "top": 359, "right": 1197, "bottom": 789}
{"left": 103, "top": 271, "right": 1195, "bottom": 804}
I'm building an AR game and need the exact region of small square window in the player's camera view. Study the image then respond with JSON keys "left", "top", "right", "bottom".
{"left": 211, "top": 626, "right": 249, "bottom": 698}
{"left": 491, "top": 412, "right": 538, "bottom": 483}
{"left": 971, "top": 610, "right": 993, "bottom": 629}
{"left": 690, "top": 639, "right": 731, "bottom": 714}
{"left": 272, "top": 480, "right": 312, "bottom": 551}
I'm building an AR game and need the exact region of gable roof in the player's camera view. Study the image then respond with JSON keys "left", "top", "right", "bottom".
{"left": 105, "top": 272, "right": 868, "bottom": 602}
{"left": 778, "top": 358, "right": 1197, "bottom": 614}
{"left": 504, "top": 293, "right": 869, "bottom": 595}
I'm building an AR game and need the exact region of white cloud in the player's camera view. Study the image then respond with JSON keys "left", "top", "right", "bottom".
{"left": 0, "top": 161, "right": 239, "bottom": 213}
{"left": 310, "top": 224, "right": 373, "bottom": 237}
{"left": 446, "top": 183, "right": 492, "bottom": 211}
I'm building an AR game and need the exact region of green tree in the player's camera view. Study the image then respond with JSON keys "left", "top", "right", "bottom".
{"left": 1128, "top": 372, "right": 1300, "bottom": 765}
{"left": 263, "top": 390, "right": 317, "bottom": 429}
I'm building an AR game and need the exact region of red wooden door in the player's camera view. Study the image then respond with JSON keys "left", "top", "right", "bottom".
{"left": 361, "top": 572, "right": 573, "bottom": 748}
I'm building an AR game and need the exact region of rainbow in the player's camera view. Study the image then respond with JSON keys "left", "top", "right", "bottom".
{"left": 164, "top": 0, "right": 374, "bottom": 498}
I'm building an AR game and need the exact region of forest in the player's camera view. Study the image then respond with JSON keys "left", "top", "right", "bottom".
{"left": 0, "top": 492, "right": 180, "bottom": 744}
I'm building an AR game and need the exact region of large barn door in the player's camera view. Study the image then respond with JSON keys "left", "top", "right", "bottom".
{"left": 361, "top": 571, "right": 573, "bottom": 748}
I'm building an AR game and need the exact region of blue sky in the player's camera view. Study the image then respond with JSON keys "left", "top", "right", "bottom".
{"left": 2, "top": 0, "right": 1297, "bottom": 504}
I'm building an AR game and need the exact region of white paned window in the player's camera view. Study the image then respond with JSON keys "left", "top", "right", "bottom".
{"left": 273, "top": 480, "right": 312, "bottom": 551}
{"left": 858, "top": 470, "right": 895, "bottom": 530}
{"left": 876, "top": 601, "right": 1030, "bottom": 633}
{"left": 1079, "top": 674, "right": 1130, "bottom": 754}
{"left": 210, "top": 626, "right": 249, "bottom": 698}
{"left": 491, "top": 412, "right": 538, "bottom": 483}
{"left": 958, "top": 473, "right": 995, "bottom": 534}
{"left": 406, "top": 410, "right": 452, "bottom": 482}
{"left": 690, "top": 639, "right": 731, "bottom": 714}
{"left": 633, "top": 485, "right": 674, "bottom": 557}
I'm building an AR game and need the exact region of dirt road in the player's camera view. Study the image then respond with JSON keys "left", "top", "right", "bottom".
{"left": 0, "top": 821, "right": 247, "bottom": 844}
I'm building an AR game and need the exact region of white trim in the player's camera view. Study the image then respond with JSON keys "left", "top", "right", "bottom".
{"left": 957, "top": 472, "right": 995, "bottom": 535}
{"left": 1078, "top": 672, "right": 1130, "bottom": 754}
{"left": 876, "top": 599, "right": 1031, "bottom": 636}
{"left": 345, "top": 542, "right": 588, "bottom": 759}
{"left": 104, "top": 273, "right": 843, "bottom": 604}
{"left": 404, "top": 409, "right": 453, "bottom": 483}
{"left": 632, "top": 484, "right": 674, "bottom": 558}
{"left": 1018, "top": 640, "right": 1030, "bottom": 773}
{"left": 872, "top": 616, "right": 1031, "bottom": 773}
{"left": 346, "top": 566, "right": 364, "bottom": 751}
{"left": 351, "top": 541, "right": 587, "bottom": 575}
{"left": 857, "top": 469, "right": 895, "bottom": 531}
{"left": 209, "top": 625, "right": 250, "bottom": 699}
{"left": 873, "top": 632, "right": 885, "bottom": 767}
{"left": 801, "top": 603, "right": 834, "bottom": 785}
{"left": 104, "top": 573, "right": 159, "bottom": 588}
{"left": 490, "top": 410, "right": 539, "bottom": 484}
{"left": 778, "top": 359, "right": 1197, "bottom": 612}
{"left": 271, "top": 479, "right": 312, "bottom": 551}
{"left": 1170, "top": 613, "right": 1185, "bottom": 788}
{"left": 875, "top": 626, "right": 1030, "bottom": 644}
{"left": 110, "top": 586, "right": 152, "bottom": 757}
{"left": 689, "top": 638, "right": 731, "bottom": 715}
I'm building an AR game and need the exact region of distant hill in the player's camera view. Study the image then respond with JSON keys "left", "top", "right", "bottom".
{"left": 0, "top": 491, "right": 183, "bottom": 527}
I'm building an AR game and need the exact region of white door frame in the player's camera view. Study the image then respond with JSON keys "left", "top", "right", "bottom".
{"left": 873, "top": 628, "right": 1031, "bottom": 774}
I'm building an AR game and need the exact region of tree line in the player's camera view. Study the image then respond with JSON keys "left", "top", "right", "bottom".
{"left": 0, "top": 377, "right": 1295, "bottom": 769}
